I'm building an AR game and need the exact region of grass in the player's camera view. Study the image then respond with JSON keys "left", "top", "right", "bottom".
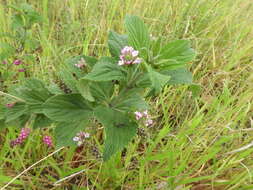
{"left": 0, "top": 0, "right": 253, "bottom": 189}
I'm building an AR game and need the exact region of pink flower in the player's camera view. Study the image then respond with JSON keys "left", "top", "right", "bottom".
{"left": 10, "top": 128, "right": 31, "bottom": 147}
{"left": 145, "top": 119, "right": 153, "bottom": 126}
{"left": 5, "top": 103, "right": 15, "bottom": 108}
{"left": 73, "top": 131, "right": 90, "bottom": 146}
{"left": 13, "top": 60, "right": 22, "bottom": 65}
{"left": 134, "top": 110, "right": 153, "bottom": 126}
{"left": 118, "top": 46, "right": 142, "bottom": 66}
{"left": 2, "top": 60, "right": 7, "bottom": 64}
{"left": 134, "top": 111, "right": 143, "bottom": 120}
{"left": 43, "top": 136, "right": 53, "bottom": 147}
{"left": 18, "top": 68, "right": 25, "bottom": 72}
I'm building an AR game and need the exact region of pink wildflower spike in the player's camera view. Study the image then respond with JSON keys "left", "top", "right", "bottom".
{"left": 6, "top": 103, "right": 15, "bottom": 108}
{"left": 10, "top": 128, "right": 31, "bottom": 147}
{"left": 43, "top": 135, "right": 53, "bottom": 147}
{"left": 18, "top": 68, "right": 25, "bottom": 72}
{"left": 13, "top": 60, "right": 22, "bottom": 65}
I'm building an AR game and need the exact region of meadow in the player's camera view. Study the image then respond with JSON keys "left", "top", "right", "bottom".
{"left": 0, "top": 0, "right": 253, "bottom": 189}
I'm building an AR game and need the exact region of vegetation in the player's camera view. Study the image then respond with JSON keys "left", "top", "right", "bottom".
{"left": 0, "top": 0, "right": 252, "bottom": 189}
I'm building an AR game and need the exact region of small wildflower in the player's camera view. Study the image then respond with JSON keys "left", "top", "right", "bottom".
{"left": 118, "top": 46, "right": 142, "bottom": 66}
{"left": 10, "top": 128, "right": 31, "bottom": 147}
{"left": 43, "top": 135, "right": 53, "bottom": 147}
{"left": 75, "top": 58, "right": 87, "bottom": 69}
{"left": 145, "top": 119, "right": 153, "bottom": 126}
{"left": 73, "top": 131, "right": 90, "bottom": 146}
{"left": 18, "top": 68, "right": 25, "bottom": 72}
{"left": 13, "top": 60, "right": 22, "bottom": 65}
{"left": 2, "top": 60, "right": 7, "bottom": 64}
{"left": 5, "top": 103, "right": 15, "bottom": 108}
{"left": 134, "top": 111, "right": 143, "bottom": 120}
{"left": 134, "top": 110, "right": 153, "bottom": 126}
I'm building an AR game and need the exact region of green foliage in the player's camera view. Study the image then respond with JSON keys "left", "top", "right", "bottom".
{"left": 0, "top": 15, "right": 196, "bottom": 161}
{"left": 108, "top": 31, "right": 128, "bottom": 57}
{"left": 55, "top": 120, "right": 90, "bottom": 147}
{"left": 94, "top": 106, "right": 138, "bottom": 161}
{"left": 125, "top": 15, "right": 150, "bottom": 54}
{"left": 43, "top": 94, "right": 93, "bottom": 122}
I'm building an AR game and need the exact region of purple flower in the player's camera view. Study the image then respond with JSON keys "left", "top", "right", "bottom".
{"left": 5, "top": 103, "right": 15, "bottom": 108}
{"left": 73, "top": 131, "right": 90, "bottom": 146}
{"left": 10, "top": 128, "right": 31, "bottom": 147}
{"left": 118, "top": 46, "right": 142, "bottom": 66}
{"left": 134, "top": 111, "right": 143, "bottom": 120}
{"left": 13, "top": 60, "right": 22, "bottom": 65}
{"left": 43, "top": 136, "right": 53, "bottom": 147}
{"left": 18, "top": 68, "right": 25, "bottom": 72}
{"left": 134, "top": 110, "right": 153, "bottom": 126}
{"left": 2, "top": 60, "right": 7, "bottom": 64}
{"left": 145, "top": 119, "right": 153, "bottom": 126}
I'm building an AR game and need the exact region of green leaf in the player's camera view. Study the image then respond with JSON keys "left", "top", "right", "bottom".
{"left": 12, "top": 79, "right": 52, "bottom": 113}
{"left": 82, "top": 59, "right": 126, "bottom": 82}
{"left": 147, "top": 66, "right": 171, "bottom": 94}
{"left": 77, "top": 80, "right": 95, "bottom": 102}
{"left": 112, "top": 89, "right": 148, "bottom": 111}
{"left": 0, "top": 104, "right": 6, "bottom": 120}
{"left": 156, "top": 40, "right": 196, "bottom": 70}
{"left": 77, "top": 80, "right": 114, "bottom": 103}
{"left": 125, "top": 15, "right": 150, "bottom": 52}
{"left": 57, "top": 70, "right": 78, "bottom": 92}
{"left": 5, "top": 103, "right": 28, "bottom": 123}
{"left": 94, "top": 106, "right": 138, "bottom": 161}
{"left": 108, "top": 31, "right": 128, "bottom": 57}
{"left": 55, "top": 120, "right": 90, "bottom": 147}
{"left": 65, "top": 56, "right": 98, "bottom": 80}
{"left": 43, "top": 94, "right": 93, "bottom": 122}
{"left": 6, "top": 114, "right": 30, "bottom": 128}
{"left": 161, "top": 67, "right": 193, "bottom": 85}
{"left": 33, "top": 114, "right": 52, "bottom": 129}
{"left": 189, "top": 84, "right": 202, "bottom": 98}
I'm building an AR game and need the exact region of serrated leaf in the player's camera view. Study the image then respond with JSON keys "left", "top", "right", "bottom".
{"left": 108, "top": 31, "right": 128, "bottom": 57}
{"left": 76, "top": 80, "right": 95, "bottom": 102}
{"left": 58, "top": 70, "right": 78, "bottom": 92}
{"left": 147, "top": 66, "right": 171, "bottom": 94}
{"left": 82, "top": 59, "right": 126, "bottom": 82}
{"left": 94, "top": 106, "right": 138, "bottom": 161}
{"left": 156, "top": 40, "right": 196, "bottom": 70}
{"left": 12, "top": 79, "right": 52, "bottom": 113}
{"left": 125, "top": 15, "right": 150, "bottom": 52}
{"left": 5, "top": 102, "right": 28, "bottom": 123}
{"left": 33, "top": 114, "right": 52, "bottom": 129}
{"left": 112, "top": 89, "right": 148, "bottom": 111}
{"left": 55, "top": 120, "right": 90, "bottom": 147}
{"left": 161, "top": 67, "right": 193, "bottom": 85}
{"left": 43, "top": 94, "right": 93, "bottom": 122}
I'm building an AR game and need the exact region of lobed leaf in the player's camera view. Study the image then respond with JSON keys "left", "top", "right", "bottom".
{"left": 43, "top": 94, "right": 93, "bottom": 122}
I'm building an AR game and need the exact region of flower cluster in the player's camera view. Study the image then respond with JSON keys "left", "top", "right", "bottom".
{"left": 5, "top": 103, "right": 16, "bottom": 108}
{"left": 1, "top": 59, "right": 25, "bottom": 72}
{"left": 134, "top": 110, "right": 153, "bottom": 126}
{"left": 73, "top": 131, "right": 90, "bottom": 146}
{"left": 118, "top": 46, "right": 142, "bottom": 66}
{"left": 74, "top": 58, "right": 87, "bottom": 69}
{"left": 43, "top": 135, "right": 53, "bottom": 147}
{"left": 10, "top": 128, "right": 31, "bottom": 147}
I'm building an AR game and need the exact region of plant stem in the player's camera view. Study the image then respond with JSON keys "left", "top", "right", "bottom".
{"left": 0, "top": 91, "right": 25, "bottom": 102}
